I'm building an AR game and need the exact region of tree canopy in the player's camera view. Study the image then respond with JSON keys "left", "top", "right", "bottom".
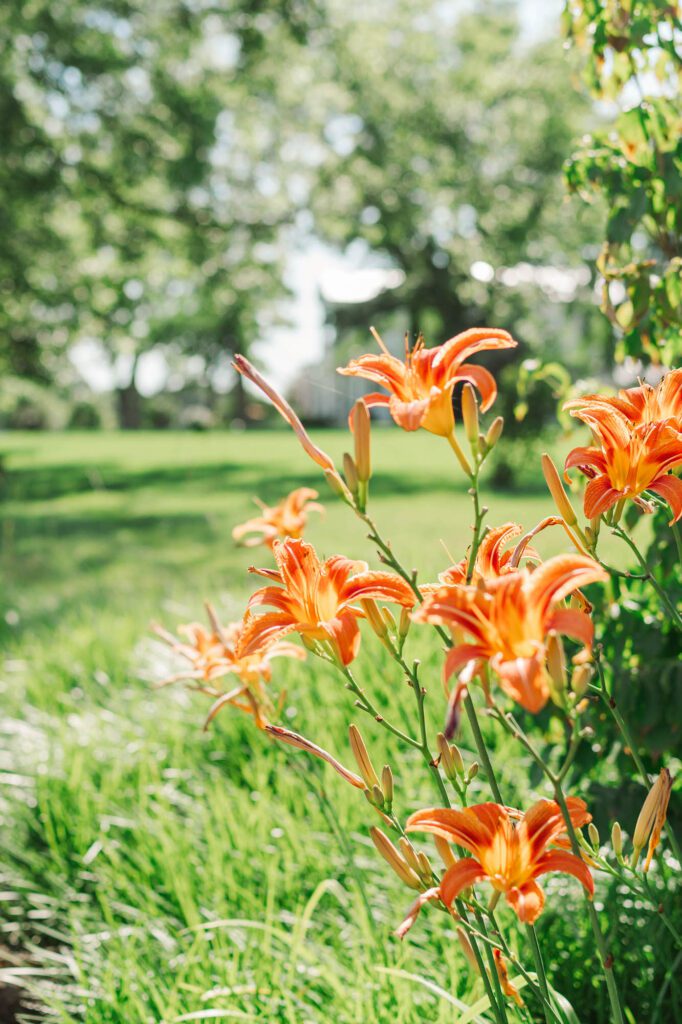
{"left": 2, "top": 0, "right": 617, "bottom": 425}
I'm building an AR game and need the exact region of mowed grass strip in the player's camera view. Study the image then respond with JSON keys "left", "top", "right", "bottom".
{"left": 0, "top": 430, "right": 631, "bottom": 1022}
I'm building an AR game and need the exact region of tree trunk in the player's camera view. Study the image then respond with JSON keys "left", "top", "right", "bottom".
{"left": 116, "top": 352, "right": 141, "bottom": 429}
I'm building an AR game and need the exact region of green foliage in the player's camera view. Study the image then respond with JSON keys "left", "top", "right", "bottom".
{"left": 0, "top": 432, "right": 679, "bottom": 1023}
{"left": 0, "top": 0, "right": 322, "bottom": 420}
{"left": 313, "top": 3, "right": 607, "bottom": 370}
{"left": 563, "top": 0, "right": 682, "bottom": 363}
{"left": 0, "top": 376, "right": 69, "bottom": 429}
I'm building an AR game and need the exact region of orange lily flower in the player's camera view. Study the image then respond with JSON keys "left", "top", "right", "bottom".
{"left": 239, "top": 538, "right": 416, "bottom": 666}
{"left": 565, "top": 368, "right": 682, "bottom": 431}
{"left": 564, "top": 415, "right": 682, "bottom": 524}
{"left": 406, "top": 798, "right": 594, "bottom": 924}
{"left": 232, "top": 488, "right": 323, "bottom": 549}
{"left": 421, "top": 522, "right": 541, "bottom": 595}
{"left": 153, "top": 604, "right": 304, "bottom": 728}
{"left": 337, "top": 327, "right": 516, "bottom": 437}
{"left": 413, "top": 554, "right": 607, "bottom": 712}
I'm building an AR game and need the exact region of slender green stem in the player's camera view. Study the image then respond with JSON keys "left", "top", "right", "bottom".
{"left": 556, "top": 728, "right": 582, "bottom": 785}
{"left": 672, "top": 522, "right": 682, "bottom": 564}
{"left": 552, "top": 786, "right": 625, "bottom": 1024}
{"left": 466, "top": 470, "right": 488, "bottom": 584}
{"left": 611, "top": 524, "right": 682, "bottom": 629}
{"left": 464, "top": 691, "right": 504, "bottom": 803}
{"left": 489, "top": 910, "right": 564, "bottom": 1024}
{"left": 340, "top": 665, "right": 422, "bottom": 750}
{"left": 526, "top": 924, "right": 552, "bottom": 1024}
{"left": 474, "top": 906, "right": 509, "bottom": 1024}
{"left": 492, "top": 705, "right": 625, "bottom": 1024}
{"left": 593, "top": 649, "right": 682, "bottom": 865}
{"left": 399, "top": 654, "right": 452, "bottom": 806}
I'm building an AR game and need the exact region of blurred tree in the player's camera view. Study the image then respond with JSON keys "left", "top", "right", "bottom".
{"left": 305, "top": 0, "right": 611, "bottom": 420}
{"left": 0, "top": 0, "right": 322, "bottom": 425}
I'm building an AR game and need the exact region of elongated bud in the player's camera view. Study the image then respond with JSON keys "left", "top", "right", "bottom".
{"left": 461, "top": 383, "right": 479, "bottom": 447}
{"left": 381, "top": 606, "right": 397, "bottom": 633}
{"left": 434, "top": 834, "right": 456, "bottom": 868}
{"left": 264, "top": 725, "right": 365, "bottom": 788}
{"left": 542, "top": 453, "right": 578, "bottom": 527}
{"left": 456, "top": 927, "right": 479, "bottom": 971}
{"left": 398, "top": 606, "right": 411, "bottom": 640}
{"left": 546, "top": 632, "right": 567, "bottom": 698}
{"left": 633, "top": 768, "right": 673, "bottom": 871}
{"left": 493, "top": 950, "right": 524, "bottom": 1008}
{"left": 584, "top": 526, "right": 597, "bottom": 550}
{"left": 381, "top": 765, "right": 394, "bottom": 807}
{"left": 352, "top": 400, "right": 372, "bottom": 483}
{"left": 360, "top": 599, "right": 389, "bottom": 641}
{"left": 363, "top": 789, "right": 393, "bottom": 826}
{"left": 371, "top": 828, "right": 422, "bottom": 890}
{"left": 611, "top": 822, "right": 623, "bottom": 858}
{"left": 416, "top": 851, "right": 433, "bottom": 882}
{"left": 588, "top": 823, "right": 600, "bottom": 848}
{"left": 349, "top": 724, "right": 380, "bottom": 789}
{"left": 436, "top": 732, "right": 457, "bottom": 782}
{"left": 485, "top": 415, "right": 504, "bottom": 449}
{"left": 399, "top": 837, "right": 422, "bottom": 875}
{"left": 371, "top": 784, "right": 385, "bottom": 808}
{"left": 343, "top": 453, "right": 359, "bottom": 495}
{"left": 466, "top": 762, "right": 479, "bottom": 783}
{"left": 323, "top": 468, "right": 353, "bottom": 504}
{"left": 571, "top": 663, "right": 593, "bottom": 697}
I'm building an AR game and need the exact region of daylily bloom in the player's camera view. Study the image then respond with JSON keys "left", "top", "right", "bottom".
{"left": 565, "top": 369, "right": 682, "bottom": 432}
{"left": 239, "top": 538, "right": 416, "bottom": 666}
{"left": 564, "top": 416, "right": 682, "bottom": 523}
{"left": 421, "top": 522, "right": 541, "bottom": 595}
{"left": 406, "top": 798, "right": 594, "bottom": 924}
{"left": 414, "top": 554, "right": 608, "bottom": 712}
{"left": 337, "top": 326, "right": 516, "bottom": 437}
{"left": 232, "top": 488, "right": 323, "bottom": 549}
{"left": 153, "top": 604, "right": 304, "bottom": 728}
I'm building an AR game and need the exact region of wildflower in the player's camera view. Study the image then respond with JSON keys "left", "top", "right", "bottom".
{"left": 565, "top": 369, "right": 682, "bottom": 432}
{"left": 564, "top": 383, "right": 682, "bottom": 523}
{"left": 565, "top": 420, "right": 682, "bottom": 523}
{"left": 337, "top": 326, "right": 516, "bottom": 438}
{"left": 632, "top": 768, "right": 673, "bottom": 872}
{"left": 239, "top": 538, "right": 416, "bottom": 666}
{"left": 153, "top": 604, "right": 304, "bottom": 728}
{"left": 406, "top": 798, "right": 594, "bottom": 924}
{"left": 414, "top": 554, "right": 607, "bottom": 712}
{"left": 232, "top": 488, "right": 323, "bottom": 549}
{"left": 421, "top": 522, "right": 541, "bottom": 595}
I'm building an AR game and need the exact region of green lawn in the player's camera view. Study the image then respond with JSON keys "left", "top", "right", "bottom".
{"left": 0, "top": 430, "right": 668, "bottom": 1023}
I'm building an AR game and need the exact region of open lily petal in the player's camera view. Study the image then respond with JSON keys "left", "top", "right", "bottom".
{"left": 439, "top": 858, "right": 487, "bottom": 906}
